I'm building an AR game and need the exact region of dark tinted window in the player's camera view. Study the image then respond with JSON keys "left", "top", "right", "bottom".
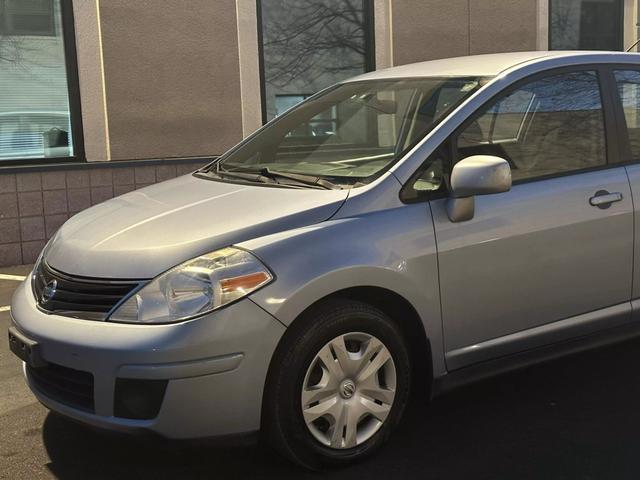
{"left": 614, "top": 70, "right": 640, "bottom": 160}
{"left": 456, "top": 71, "right": 606, "bottom": 181}
{"left": 550, "top": 0, "right": 623, "bottom": 51}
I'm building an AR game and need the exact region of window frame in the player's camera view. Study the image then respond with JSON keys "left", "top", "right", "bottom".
{"left": 0, "top": 0, "right": 84, "bottom": 167}
{"left": 548, "top": 0, "right": 624, "bottom": 51}
{"left": 400, "top": 64, "right": 622, "bottom": 203}
{"left": 256, "top": 0, "right": 376, "bottom": 126}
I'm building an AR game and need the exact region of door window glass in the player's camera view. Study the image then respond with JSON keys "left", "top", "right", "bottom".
{"left": 456, "top": 71, "right": 607, "bottom": 181}
{"left": 404, "top": 141, "right": 450, "bottom": 202}
{"left": 614, "top": 70, "right": 640, "bottom": 160}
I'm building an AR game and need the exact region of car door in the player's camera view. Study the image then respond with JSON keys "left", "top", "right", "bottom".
{"left": 611, "top": 68, "right": 640, "bottom": 317}
{"left": 427, "top": 68, "right": 634, "bottom": 370}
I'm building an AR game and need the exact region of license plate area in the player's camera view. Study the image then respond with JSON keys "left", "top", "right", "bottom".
{"left": 8, "top": 327, "right": 46, "bottom": 368}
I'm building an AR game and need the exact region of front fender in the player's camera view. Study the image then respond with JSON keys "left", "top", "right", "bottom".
{"left": 239, "top": 203, "right": 447, "bottom": 377}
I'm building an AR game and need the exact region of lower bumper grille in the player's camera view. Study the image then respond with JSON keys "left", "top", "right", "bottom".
{"left": 27, "top": 363, "right": 95, "bottom": 413}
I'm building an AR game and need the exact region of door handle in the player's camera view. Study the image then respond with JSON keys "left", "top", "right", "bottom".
{"left": 589, "top": 190, "right": 623, "bottom": 209}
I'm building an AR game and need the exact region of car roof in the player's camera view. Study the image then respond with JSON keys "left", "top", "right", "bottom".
{"left": 346, "top": 51, "right": 640, "bottom": 81}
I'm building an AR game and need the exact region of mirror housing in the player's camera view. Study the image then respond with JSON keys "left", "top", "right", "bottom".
{"left": 446, "top": 155, "right": 511, "bottom": 222}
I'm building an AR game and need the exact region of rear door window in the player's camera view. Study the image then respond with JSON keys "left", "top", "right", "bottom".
{"left": 614, "top": 70, "right": 640, "bottom": 160}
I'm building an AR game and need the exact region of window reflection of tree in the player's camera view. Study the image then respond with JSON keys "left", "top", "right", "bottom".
{"left": 263, "top": 0, "right": 367, "bottom": 89}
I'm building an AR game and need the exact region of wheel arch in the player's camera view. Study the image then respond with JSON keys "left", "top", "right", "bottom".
{"left": 262, "top": 285, "right": 434, "bottom": 430}
{"left": 329, "top": 287, "right": 433, "bottom": 393}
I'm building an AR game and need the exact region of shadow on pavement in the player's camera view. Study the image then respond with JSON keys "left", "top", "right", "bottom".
{"left": 42, "top": 337, "right": 640, "bottom": 480}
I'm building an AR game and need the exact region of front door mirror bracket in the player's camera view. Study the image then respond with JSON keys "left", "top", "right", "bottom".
{"left": 447, "top": 196, "right": 475, "bottom": 222}
{"left": 446, "top": 155, "right": 511, "bottom": 222}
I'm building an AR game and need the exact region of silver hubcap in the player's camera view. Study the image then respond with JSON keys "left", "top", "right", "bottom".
{"left": 301, "top": 332, "right": 397, "bottom": 449}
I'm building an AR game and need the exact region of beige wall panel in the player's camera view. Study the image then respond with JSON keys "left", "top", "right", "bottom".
{"left": 375, "top": 0, "right": 393, "bottom": 69}
{"left": 72, "top": 0, "right": 110, "bottom": 162}
{"left": 99, "top": 0, "right": 243, "bottom": 160}
{"left": 624, "top": 0, "right": 638, "bottom": 52}
{"left": 236, "top": 0, "right": 262, "bottom": 137}
{"left": 392, "top": 0, "right": 469, "bottom": 65}
{"left": 469, "top": 0, "right": 537, "bottom": 55}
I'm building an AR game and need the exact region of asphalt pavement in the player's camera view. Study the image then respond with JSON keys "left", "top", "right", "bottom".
{"left": 2, "top": 264, "right": 640, "bottom": 479}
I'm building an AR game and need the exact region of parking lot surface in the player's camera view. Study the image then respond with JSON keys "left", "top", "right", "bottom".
{"left": 3, "top": 264, "right": 640, "bottom": 479}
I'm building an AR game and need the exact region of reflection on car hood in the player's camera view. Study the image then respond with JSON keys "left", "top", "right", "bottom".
{"left": 45, "top": 174, "right": 349, "bottom": 279}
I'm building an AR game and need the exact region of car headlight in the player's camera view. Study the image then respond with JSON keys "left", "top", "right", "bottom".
{"left": 108, "top": 247, "right": 273, "bottom": 324}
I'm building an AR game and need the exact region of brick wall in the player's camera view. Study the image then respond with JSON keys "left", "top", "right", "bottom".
{"left": 0, "top": 159, "right": 207, "bottom": 267}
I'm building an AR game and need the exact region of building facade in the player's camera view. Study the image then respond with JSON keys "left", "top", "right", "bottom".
{"left": 0, "top": 0, "right": 637, "bottom": 266}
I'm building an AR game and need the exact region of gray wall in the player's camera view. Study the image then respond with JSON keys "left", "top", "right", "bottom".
{"left": 470, "top": 0, "right": 538, "bottom": 54}
{"left": 392, "top": 0, "right": 538, "bottom": 65}
{"left": 99, "top": 0, "right": 244, "bottom": 160}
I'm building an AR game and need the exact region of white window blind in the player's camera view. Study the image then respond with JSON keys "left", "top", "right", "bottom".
{"left": 0, "top": 0, "right": 74, "bottom": 161}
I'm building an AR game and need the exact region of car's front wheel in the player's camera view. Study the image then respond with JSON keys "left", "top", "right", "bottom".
{"left": 263, "top": 299, "right": 411, "bottom": 469}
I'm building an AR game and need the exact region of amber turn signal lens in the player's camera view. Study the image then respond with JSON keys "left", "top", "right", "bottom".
{"left": 220, "top": 271, "right": 271, "bottom": 294}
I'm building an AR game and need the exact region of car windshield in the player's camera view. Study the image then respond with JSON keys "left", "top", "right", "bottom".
{"left": 210, "top": 77, "right": 485, "bottom": 188}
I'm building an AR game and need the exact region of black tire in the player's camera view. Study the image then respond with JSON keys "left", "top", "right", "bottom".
{"left": 262, "top": 298, "right": 411, "bottom": 469}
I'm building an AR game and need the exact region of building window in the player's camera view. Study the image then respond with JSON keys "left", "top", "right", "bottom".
{"left": 549, "top": 0, "right": 623, "bottom": 51}
{"left": 0, "top": 0, "right": 80, "bottom": 163}
{"left": 258, "top": 0, "right": 375, "bottom": 123}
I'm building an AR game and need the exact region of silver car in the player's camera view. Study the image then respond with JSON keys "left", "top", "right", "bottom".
{"left": 9, "top": 51, "right": 640, "bottom": 468}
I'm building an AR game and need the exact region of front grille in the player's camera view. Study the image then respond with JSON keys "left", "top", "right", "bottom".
{"left": 27, "top": 363, "right": 95, "bottom": 412}
{"left": 33, "top": 261, "right": 141, "bottom": 320}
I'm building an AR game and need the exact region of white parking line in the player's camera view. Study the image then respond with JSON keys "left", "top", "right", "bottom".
{"left": 0, "top": 274, "right": 25, "bottom": 282}
{"left": 0, "top": 306, "right": 10, "bottom": 313}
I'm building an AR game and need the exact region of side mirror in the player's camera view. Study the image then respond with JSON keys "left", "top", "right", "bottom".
{"left": 446, "top": 155, "right": 511, "bottom": 222}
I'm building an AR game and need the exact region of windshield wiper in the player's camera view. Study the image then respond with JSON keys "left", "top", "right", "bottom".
{"left": 206, "top": 161, "right": 342, "bottom": 190}
{"left": 215, "top": 169, "right": 273, "bottom": 184}
{"left": 230, "top": 166, "right": 339, "bottom": 190}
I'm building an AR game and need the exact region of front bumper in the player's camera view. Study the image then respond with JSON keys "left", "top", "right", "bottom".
{"left": 9, "top": 280, "right": 286, "bottom": 439}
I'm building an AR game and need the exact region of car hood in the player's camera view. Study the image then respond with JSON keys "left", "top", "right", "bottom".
{"left": 45, "top": 174, "right": 349, "bottom": 279}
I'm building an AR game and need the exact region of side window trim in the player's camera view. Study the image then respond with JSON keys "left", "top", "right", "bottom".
{"left": 399, "top": 139, "right": 453, "bottom": 203}
{"left": 598, "top": 65, "right": 624, "bottom": 166}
